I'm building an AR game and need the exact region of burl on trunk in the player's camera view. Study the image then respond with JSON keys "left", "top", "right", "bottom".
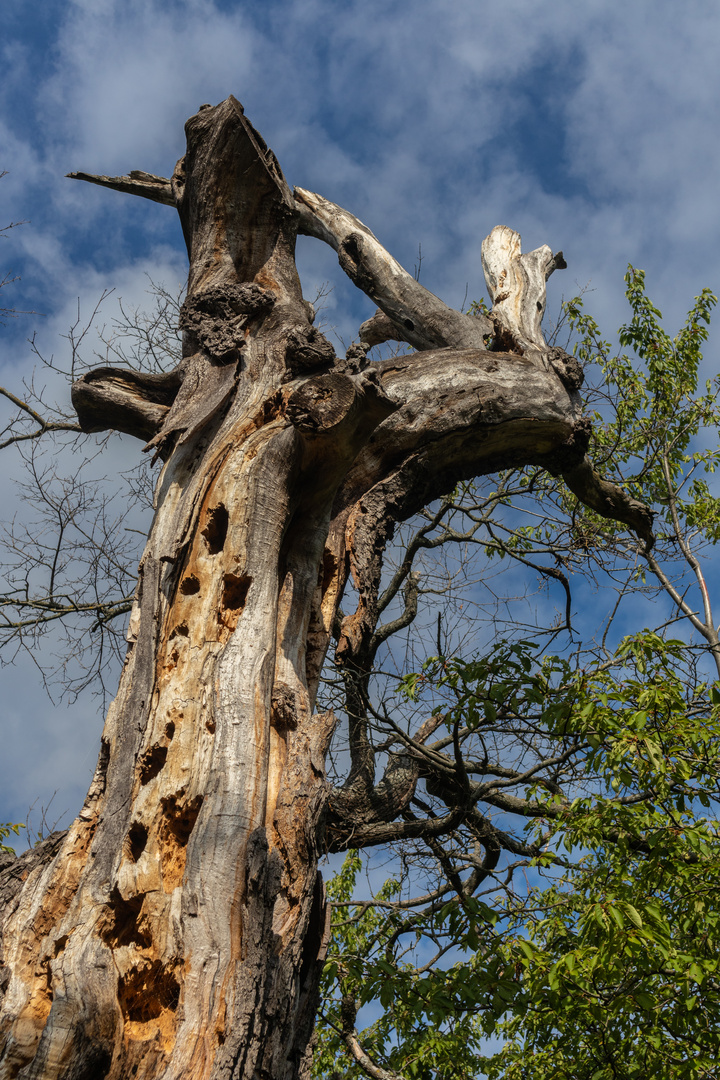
{"left": 0, "top": 98, "right": 652, "bottom": 1080}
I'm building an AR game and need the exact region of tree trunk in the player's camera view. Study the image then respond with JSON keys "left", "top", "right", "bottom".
{"left": 0, "top": 98, "right": 652, "bottom": 1080}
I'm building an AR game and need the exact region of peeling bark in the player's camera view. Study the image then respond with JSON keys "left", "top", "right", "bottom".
{"left": 0, "top": 96, "right": 652, "bottom": 1080}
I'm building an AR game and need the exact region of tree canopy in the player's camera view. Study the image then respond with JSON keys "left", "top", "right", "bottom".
{"left": 311, "top": 272, "right": 720, "bottom": 1080}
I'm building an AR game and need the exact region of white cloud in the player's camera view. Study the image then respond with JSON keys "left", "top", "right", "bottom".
{"left": 40, "top": 0, "right": 259, "bottom": 172}
{"left": 2, "top": 0, "right": 720, "bottom": 835}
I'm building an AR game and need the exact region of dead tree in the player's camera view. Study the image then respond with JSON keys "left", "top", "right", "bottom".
{"left": 0, "top": 98, "right": 652, "bottom": 1080}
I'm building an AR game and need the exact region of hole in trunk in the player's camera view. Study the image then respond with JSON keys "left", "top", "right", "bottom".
{"left": 161, "top": 794, "right": 203, "bottom": 846}
{"left": 53, "top": 934, "right": 69, "bottom": 957}
{"left": 180, "top": 574, "right": 200, "bottom": 595}
{"left": 159, "top": 794, "right": 204, "bottom": 891}
{"left": 67, "top": 1045, "right": 113, "bottom": 1080}
{"left": 263, "top": 391, "right": 282, "bottom": 421}
{"left": 319, "top": 548, "right": 337, "bottom": 593}
{"left": 42, "top": 958, "right": 52, "bottom": 1000}
{"left": 218, "top": 573, "right": 252, "bottom": 635}
{"left": 139, "top": 744, "right": 168, "bottom": 785}
{"left": 99, "top": 890, "right": 152, "bottom": 949}
{"left": 222, "top": 573, "right": 251, "bottom": 611}
{"left": 119, "top": 961, "right": 180, "bottom": 1023}
{"left": 201, "top": 504, "right": 229, "bottom": 554}
{"left": 127, "top": 822, "right": 148, "bottom": 861}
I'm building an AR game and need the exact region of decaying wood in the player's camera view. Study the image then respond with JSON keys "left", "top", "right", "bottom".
{"left": 295, "top": 187, "right": 493, "bottom": 351}
{"left": 0, "top": 834, "right": 68, "bottom": 1002}
{"left": 72, "top": 366, "right": 181, "bottom": 442}
{"left": 66, "top": 171, "right": 176, "bottom": 207}
{"left": 0, "top": 95, "right": 653, "bottom": 1080}
{"left": 481, "top": 224, "right": 566, "bottom": 354}
{"left": 563, "top": 456, "right": 654, "bottom": 544}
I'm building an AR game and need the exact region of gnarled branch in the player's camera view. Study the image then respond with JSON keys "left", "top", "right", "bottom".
{"left": 563, "top": 456, "right": 655, "bottom": 548}
{"left": 71, "top": 365, "right": 181, "bottom": 442}
{"left": 67, "top": 169, "right": 176, "bottom": 206}
{"left": 295, "top": 187, "right": 492, "bottom": 351}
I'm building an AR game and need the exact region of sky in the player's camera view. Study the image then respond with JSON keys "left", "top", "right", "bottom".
{"left": 1, "top": 0, "right": 720, "bottom": 846}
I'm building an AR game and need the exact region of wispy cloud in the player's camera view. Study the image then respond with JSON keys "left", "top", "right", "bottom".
{"left": 2, "top": 0, "right": 719, "bottom": 835}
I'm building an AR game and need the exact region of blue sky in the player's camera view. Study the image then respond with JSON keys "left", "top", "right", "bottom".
{"left": 2, "top": 0, "right": 720, "bottom": 838}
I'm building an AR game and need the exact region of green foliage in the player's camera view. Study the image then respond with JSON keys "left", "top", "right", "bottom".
{"left": 315, "top": 270, "right": 720, "bottom": 1079}
{"left": 318, "top": 635, "right": 720, "bottom": 1078}
{"left": 313, "top": 849, "right": 493, "bottom": 1080}
{"left": 567, "top": 269, "right": 720, "bottom": 542}
{"left": 487, "top": 634, "right": 720, "bottom": 1079}
{"left": 489, "top": 269, "right": 720, "bottom": 571}
{"left": 0, "top": 822, "right": 23, "bottom": 854}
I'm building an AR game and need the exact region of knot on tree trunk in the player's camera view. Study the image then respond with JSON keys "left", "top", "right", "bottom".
{"left": 341, "top": 342, "right": 371, "bottom": 373}
{"left": 286, "top": 369, "right": 396, "bottom": 441}
{"left": 546, "top": 347, "right": 584, "bottom": 391}
{"left": 180, "top": 282, "right": 276, "bottom": 362}
{"left": 286, "top": 373, "right": 357, "bottom": 433}
{"left": 284, "top": 325, "right": 336, "bottom": 377}
{"left": 272, "top": 682, "right": 300, "bottom": 730}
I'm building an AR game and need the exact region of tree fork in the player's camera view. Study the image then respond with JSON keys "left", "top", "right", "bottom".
{"left": 0, "top": 97, "right": 652, "bottom": 1080}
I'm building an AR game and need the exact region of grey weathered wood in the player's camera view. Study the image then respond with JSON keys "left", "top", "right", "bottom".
{"left": 481, "top": 224, "right": 566, "bottom": 354}
{"left": 357, "top": 307, "right": 411, "bottom": 347}
{"left": 295, "top": 187, "right": 493, "bottom": 350}
{"left": 72, "top": 366, "right": 181, "bottom": 441}
{"left": 563, "top": 457, "right": 654, "bottom": 544}
{"left": 0, "top": 98, "right": 653, "bottom": 1080}
{"left": 67, "top": 170, "right": 176, "bottom": 206}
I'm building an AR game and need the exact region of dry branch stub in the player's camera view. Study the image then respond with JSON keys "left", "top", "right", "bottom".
{"left": 286, "top": 373, "right": 357, "bottom": 433}
{"left": 481, "top": 224, "right": 567, "bottom": 354}
{"left": 0, "top": 95, "right": 652, "bottom": 1080}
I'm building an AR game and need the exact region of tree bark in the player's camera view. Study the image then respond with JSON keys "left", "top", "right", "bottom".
{"left": 0, "top": 97, "right": 652, "bottom": 1080}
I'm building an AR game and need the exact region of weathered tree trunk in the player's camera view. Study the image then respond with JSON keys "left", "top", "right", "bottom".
{"left": 0, "top": 98, "right": 652, "bottom": 1080}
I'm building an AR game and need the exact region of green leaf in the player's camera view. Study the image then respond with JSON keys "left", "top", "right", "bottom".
{"left": 624, "top": 905, "right": 643, "bottom": 929}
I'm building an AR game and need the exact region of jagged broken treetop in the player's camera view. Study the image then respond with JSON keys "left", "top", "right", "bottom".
{"left": 68, "top": 95, "right": 652, "bottom": 546}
